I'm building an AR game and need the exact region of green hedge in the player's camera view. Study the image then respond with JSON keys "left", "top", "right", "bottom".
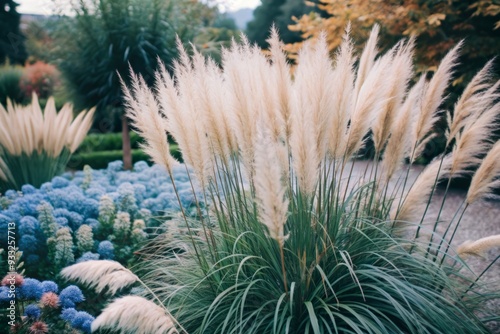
{"left": 68, "top": 145, "right": 181, "bottom": 170}
{"left": 0, "top": 65, "right": 23, "bottom": 105}
{"left": 75, "top": 132, "right": 144, "bottom": 154}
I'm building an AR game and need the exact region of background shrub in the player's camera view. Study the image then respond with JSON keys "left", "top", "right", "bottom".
{"left": 19, "top": 61, "right": 60, "bottom": 101}
{"left": 0, "top": 64, "right": 23, "bottom": 105}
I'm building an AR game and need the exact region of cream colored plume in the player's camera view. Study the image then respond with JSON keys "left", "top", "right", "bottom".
{"left": 353, "top": 24, "right": 380, "bottom": 99}
{"left": 254, "top": 127, "right": 289, "bottom": 245}
{"left": 381, "top": 75, "right": 425, "bottom": 184}
{"left": 91, "top": 296, "right": 177, "bottom": 334}
{"left": 394, "top": 156, "right": 451, "bottom": 221}
{"left": 328, "top": 26, "right": 355, "bottom": 159}
{"left": 61, "top": 260, "right": 138, "bottom": 295}
{"left": 412, "top": 42, "right": 461, "bottom": 155}
{"left": 0, "top": 94, "right": 94, "bottom": 157}
{"left": 222, "top": 37, "right": 271, "bottom": 182}
{"left": 292, "top": 32, "right": 336, "bottom": 162}
{"left": 371, "top": 39, "right": 414, "bottom": 153}
{"left": 466, "top": 141, "right": 500, "bottom": 204}
{"left": 345, "top": 46, "right": 393, "bottom": 158}
{"left": 446, "top": 60, "right": 498, "bottom": 145}
{"left": 122, "top": 71, "right": 177, "bottom": 174}
{"left": 449, "top": 99, "right": 500, "bottom": 177}
{"left": 267, "top": 26, "right": 293, "bottom": 142}
{"left": 457, "top": 235, "right": 500, "bottom": 259}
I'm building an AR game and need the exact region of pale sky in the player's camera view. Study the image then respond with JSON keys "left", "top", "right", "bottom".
{"left": 15, "top": 0, "right": 261, "bottom": 15}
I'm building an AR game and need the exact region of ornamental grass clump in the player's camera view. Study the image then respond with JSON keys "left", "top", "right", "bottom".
{"left": 114, "top": 27, "right": 500, "bottom": 333}
{"left": 0, "top": 94, "right": 95, "bottom": 191}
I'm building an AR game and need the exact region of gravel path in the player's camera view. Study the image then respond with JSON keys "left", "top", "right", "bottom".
{"left": 348, "top": 161, "right": 500, "bottom": 331}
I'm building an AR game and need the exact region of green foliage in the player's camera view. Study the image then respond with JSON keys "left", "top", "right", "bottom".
{"left": 139, "top": 185, "right": 494, "bottom": 334}
{"left": 0, "top": 0, "right": 27, "bottom": 65}
{"left": 52, "top": 0, "right": 207, "bottom": 122}
{"left": 69, "top": 146, "right": 181, "bottom": 170}
{"left": 0, "top": 148, "right": 71, "bottom": 192}
{"left": 247, "top": 0, "right": 324, "bottom": 47}
{"left": 75, "top": 132, "right": 145, "bottom": 154}
{"left": 0, "top": 64, "right": 23, "bottom": 104}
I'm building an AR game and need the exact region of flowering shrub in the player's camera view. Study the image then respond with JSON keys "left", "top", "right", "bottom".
{"left": 19, "top": 61, "right": 60, "bottom": 100}
{"left": 0, "top": 161, "right": 199, "bottom": 279}
{"left": 0, "top": 273, "right": 94, "bottom": 333}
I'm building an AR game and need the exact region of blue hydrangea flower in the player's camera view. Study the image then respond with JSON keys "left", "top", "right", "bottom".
{"left": 19, "top": 235, "right": 39, "bottom": 253}
{"left": 21, "top": 184, "right": 37, "bottom": 194}
{"left": 5, "top": 189, "right": 19, "bottom": 200}
{"left": 59, "top": 285, "right": 85, "bottom": 308}
{"left": 19, "top": 278, "right": 43, "bottom": 300}
{"left": 71, "top": 311, "right": 95, "bottom": 330}
{"left": 81, "top": 319, "right": 93, "bottom": 334}
{"left": 24, "top": 304, "right": 41, "bottom": 318}
{"left": 61, "top": 307, "right": 78, "bottom": 322}
{"left": 51, "top": 176, "right": 70, "bottom": 189}
{"left": 107, "top": 161, "right": 123, "bottom": 172}
{"left": 0, "top": 286, "right": 12, "bottom": 303}
{"left": 41, "top": 281, "right": 58, "bottom": 293}
{"left": 133, "top": 161, "right": 149, "bottom": 172}
{"left": 18, "top": 216, "right": 39, "bottom": 235}
{"left": 85, "top": 218, "right": 100, "bottom": 232}
{"left": 97, "top": 241, "right": 114, "bottom": 260}
{"left": 54, "top": 208, "right": 84, "bottom": 230}
{"left": 56, "top": 217, "right": 69, "bottom": 227}
{"left": 76, "top": 252, "right": 100, "bottom": 263}
{"left": 40, "top": 182, "right": 52, "bottom": 193}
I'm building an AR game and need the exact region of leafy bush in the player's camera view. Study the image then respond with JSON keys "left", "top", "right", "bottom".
{"left": 0, "top": 160, "right": 199, "bottom": 279}
{"left": 19, "top": 61, "right": 60, "bottom": 101}
{"left": 0, "top": 95, "right": 94, "bottom": 191}
{"left": 0, "top": 65, "right": 23, "bottom": 105}
{"left": 91, "top": 28, "right": 500, "bottom": 333}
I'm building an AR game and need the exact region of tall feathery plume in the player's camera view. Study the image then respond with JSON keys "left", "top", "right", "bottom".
{"left": 190, "top": 50, "right": 232, "bottom": 163}
{"left": 222, "top": 37, "right": 261, "bottom": 182}
{"left": 91, "top": 296, "right": 178, "bottom": 334}
{"left": 371, "top": 39, "right": 414, "bottom": 154}
{"left": 155, "top": 62, "right": 194, "bottom": 173}
{"left": 61, "top": 260, "right": 138, "bottom": 295}
{"left": 345, "top": 48, "right": 393, "bottom": 158}
{"left": 328, "top": 25, "right": 356, "bottom": 159}
{"left": 293, "top": 32, "right": 336, "bottom": 163}
{"left": 173, "top": 42, "right": 214, "bottom": 186}
{"left": 353, "top": 24, "right": 380, "bottom": 99}
{"left": 412, "top": 42, "right": 462, "bottom": 160}
{"left": 122, "top": 71, "right": 176, "bottom": 174}
{"left": 267, "top": 26, "right": 293, "bottom": 142}
{"left": 394, "top": 156, "right": 452, "bottom": 221}
{"left": 447, "top": 60, "right": 498, "bottom": 144}
{"left": 381, "top": 75, "right": 426, "bottom": 184}
{"left": 449, "top": 100, "right": 500, "bottom": 177}
{"left": 466, "top": 141, "right": 500, "bottom": 204}
{"left": 457, "top": 235, "right": 500, "bottom": 259}
{"left": 254, "top": 127, "right": 289, "bottom": 245}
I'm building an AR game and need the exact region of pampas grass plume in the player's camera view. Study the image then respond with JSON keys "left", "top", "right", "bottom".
{"left": 457, "top": 235, "right": 500, "bottom": 259}
{"left": 91, "top": 296, "right": 177, "bottom": 334}
{"left": 61, "top": 260, "right": 138, "bottom": 295}
{"left": 254, "top": 128, "right": 289, "bottom": 245}
{"left": 467, "top": 141, "right": 500, "bottom": 204}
